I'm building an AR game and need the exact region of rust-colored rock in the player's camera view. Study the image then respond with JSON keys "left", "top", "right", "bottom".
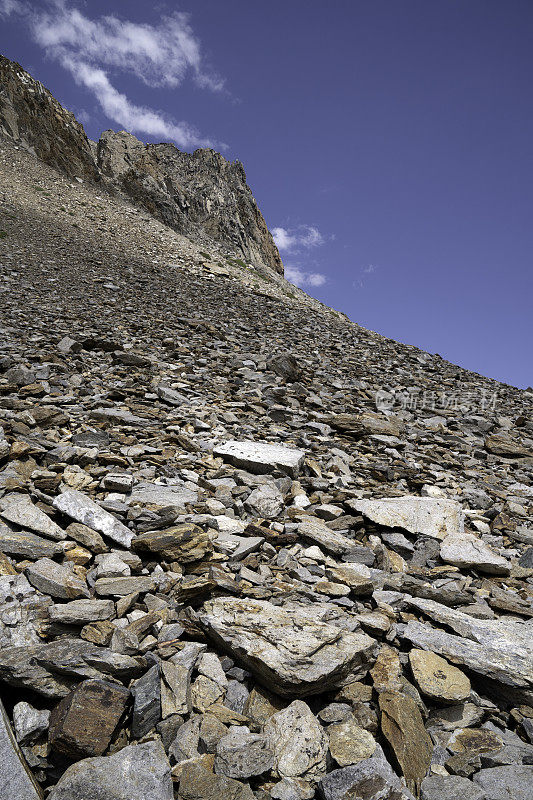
{"left": 49, "top": 679, "right": 130, "bottom": 758}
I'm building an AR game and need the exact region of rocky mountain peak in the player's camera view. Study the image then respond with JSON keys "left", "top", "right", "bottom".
{"left": 0, "top": 54, "right": 283, "bottom": 275}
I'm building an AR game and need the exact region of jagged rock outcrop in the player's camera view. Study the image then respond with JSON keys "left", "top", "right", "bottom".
{"left": 96, "top": 130, "right": 283, "bottom": 274}
{"left": 0, "top": 55, "right": 97, "bottom": 180}
{"left": 0, "top": 55, "right": 283, "bottom": 274}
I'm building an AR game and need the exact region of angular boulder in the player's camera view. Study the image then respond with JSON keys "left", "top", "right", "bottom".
{"left": 198, "top": 597, "right": 377, "bottom": 697}
{"left": 347, "top": 496, "right": 464, "bottom": 540}
{"left": 213, "top": 440, "right": 305, "bottom": 478}
{"left": 47, "top": 739, "right": 173, "bottom": 800}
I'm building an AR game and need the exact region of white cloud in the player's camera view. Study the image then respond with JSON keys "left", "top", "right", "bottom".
{"left": 1, "top": 1, "right": 224, "bottom": 149}
{"left": 285, "top": 266, "right": 326, "bottom": 288}
{"left": 272, "top": 225, "right": 325, "bottom": 252}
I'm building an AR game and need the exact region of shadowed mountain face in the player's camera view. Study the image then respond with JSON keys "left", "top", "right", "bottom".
{"left": 0, "top": 54, "right": 283, "bottom": 275}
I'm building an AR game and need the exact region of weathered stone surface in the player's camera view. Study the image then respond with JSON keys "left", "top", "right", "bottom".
{"left": 132, "top": 524, "right": 211, "bottom": 562}
{"left": 13, "top": 701, "right": 50, "bottom": 745}
{"left": 328, "top": 412, "right": 403, "bottom": 439}
{"left": 161, "top": 661, "right": 192, "bottom": 717}
{"left": 0, "top": 525, "right": 62, "bottom": 559}
{"left": 49, "top": 678, "right": 130, "bottom": 758}
{"left": 484, "top": 434, "right": 533, "bottom": 458}
{"left": 53, "top": 490, "right": 134, "bottom": 547}
{"left": 0, "top": 638, "right": 143, "bottom": 698}
{"left": 214, "top": 725, "right": 274, "bottom": 778}
{"left": 94, "top": 576, "right": 155, "bottom": 596}
{"left": 0, "top": 494, "right": 66, "bottom": 539}
{"left": 199, "top": 597, "right": 377, "bottom": 697}
{"left": 213, "top": 441, "right": 305, "bottom": 478}
{"left": 263, "top": 700, "right": 328, "bottom": 781}
{"left": 473, "top": 765, "right": 533, "bottom": 800}
{"left": 128, "top": 481, "right": 197, "bottom": 509}
{"left": 440, "top": 533, "right": 511, "bottom": 575}
{"left": 421, "top": 775, "right": 486, "bottom": 800}
{"left": 0, "top": 698, "right": 42, "bottom": 800}
{"left": 409, "top": 649, "right": 471, "bottom": 702}
{"left": 325, "top": 563, "right": 374, "bottom": 594}
{"left": 379, "top": 691, "right": 433, "bottom": 794}
{"left": 245, "top": 484, "right": 284, "bottom": 518}
{"left": 327, "top": 715, "right": 377, "bottom": 766}
{"left": 48, "top": 599, "right": 115, "bottom": 625}
{"left": 177, "top": 762, "right": 256, "bottom": 800}
{"left": 48, "top": 739, "right": 173, "bottom": 800}
{"left": 26, "top": 558, "right": 89, "bottom": 600}
{"left": 131, "top": 664, "right": 161, "bottom": 738}
{"left": 348, "top": 496, "right": 464, "bottom": 540}
{"left": 298, "top": 518, "right": 356, "bottom": 556}
{"left": 403, "top": 598, "right": 533, "bottom": 703}
{"left": 319, "top": 745, "right": 415, "bottom": 800}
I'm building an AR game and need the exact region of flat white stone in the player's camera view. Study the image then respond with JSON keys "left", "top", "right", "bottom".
{"left": 213, "top": 440, "right": 305, "bottom": 478}
{"left": 440, "top": 533, "right": 511, "bottom": 575}
{"left": 127, "top": 481, "right": 197, "bottom": 509}
{"left": 53, "top": 489, "right": 134, "bottom": 547}
{"left": 347, "top": 496, "right": 464, "bottom": 540}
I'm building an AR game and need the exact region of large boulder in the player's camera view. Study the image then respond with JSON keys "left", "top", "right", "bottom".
{"left": 198, "top": 597, "right": 377, "bottom": 697}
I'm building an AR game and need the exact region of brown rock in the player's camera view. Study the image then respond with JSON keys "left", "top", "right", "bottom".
{"left": 409, "top": 649, "right": 470, "bottom": 703}
{"left": 379, "top": 690, "right": 433, "bottom": 794}
{"left": 132, "top": 524, "right": 211, "bottom": 562}
{"left": 49, "top": 678, "right": 129, "bottom": 758}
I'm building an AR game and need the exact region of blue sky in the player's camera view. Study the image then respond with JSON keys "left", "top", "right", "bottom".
{"left": 1, "top": 0, "right": 532, "bottom": 388}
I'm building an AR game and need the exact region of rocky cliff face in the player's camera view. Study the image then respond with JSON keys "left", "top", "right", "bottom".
{"left": 0, "top": 55, "right": 97, "bottom": 180}
{"left": 0, "top": 55, "right": 283, "bottom": 274}
{"left": 97, "top": 130, "right": 283, "bottom": 274}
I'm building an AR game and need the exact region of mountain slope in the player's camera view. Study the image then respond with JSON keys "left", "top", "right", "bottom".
{"left": 0, "top": 54, "right": 283, "bottom": 274}
{"left": 0, "top": 58, "right": 532, "bottom": 800}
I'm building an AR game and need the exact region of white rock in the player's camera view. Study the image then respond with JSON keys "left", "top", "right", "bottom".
{"left": 213, "top": 440, "right": 305, "bottom": 478}
{"left": 53, "top": 489, "right": 134, "bottom": 548}
{"left": 440, "top": 533, "right": 511, "bottom": 575}
{"left": 348, "top": 496, "right": 464, "bottom": 540}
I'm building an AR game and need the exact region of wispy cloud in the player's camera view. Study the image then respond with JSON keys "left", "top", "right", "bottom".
{"left": 285, "top": 266, "right": 327, "bottom": 288}
{"left": 0, "top": 1, "right": 224, "bottom": 149}
{"left": 272, "top": 225, "right": 325, "bottom": 253}
{"left": 354, "top": 263, "right": 378, "bottom": 288}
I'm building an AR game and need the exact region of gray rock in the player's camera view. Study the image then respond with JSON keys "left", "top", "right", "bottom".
{"left": 199, "top": 597, "right": 377, "bottom": 697}
{"left": 440, "top": 534, "right": 511, "bottom": 575}
{"left": 94, "top": 576, "right": 156, "bottom": 596}
{"left": 403, "top": 598, "right": 533, "bottom": 703}
{"left": 319, "top": 744, "right": 415, "bottom": 800}
{"left": 473, "top": 765, "right": 533, "bottom": 800}
{"left": 213, "top": 440, "right": 305, "bottom": 478}
{"left": 348, "top": 496, "right": 464, "bottom": 540}
{"left": 26, "top": 558, "right": 89, "bottom": 599}
{"left": 0, "top": 698, "right": 42, "bottom": 800}
{"left": 47, "top": 739, "right": 173, "bottom": 800}
{"left": 245, "top": 483, "right": 284, "bottom": 518}
{"left": 0, "top": 525, "right": 62, "bottom": 559}
{"left": 48, "top": 599, "right": 115, "bottom": 625}
{"left": 215, "top": 725, "right": 275, "bottom": 778}
{"left": 264, "top": 700, "right": 328, "bottom": 781}
{"left": 0, "top": 494, "right": 66, "bottom": 539}
{"left": 298, "top": 518, "right": 356, "bottom": 556}
{"left": 53, "top": 489, "right": 134, "bottom": 547}
{"left": 13, "top": 701, "right": 50, "bottom": 744}
{"left": 421, "top": 775, "right": 486, "bottom": 800}
{"left": 131, "top": 664, "right": 161, "bottom": 739}
{"left": 127, "top": 481, "right": 197, "bottom": 509}
{"left": 0, "top": 638, "right": 143, "bottom": 697}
